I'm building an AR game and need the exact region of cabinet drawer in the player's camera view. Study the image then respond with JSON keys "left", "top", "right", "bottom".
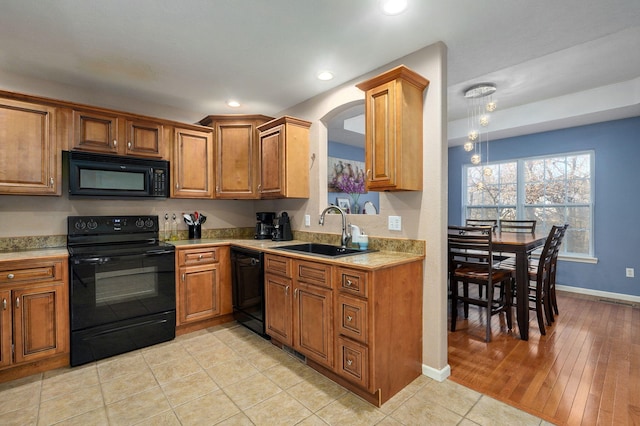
{"left": 264, "top": 254, "right": 292, "bottom": 277}
{"left": 179, "top": 247, "right": 219, "bottom": 266}
{"left": 295, "top": 260, "right": 332, "bottom": 289}
{"left": 336, "top": 267, "right": 368, "bottom": 298}
{"left": 337, "top": 295, "right": 368, "bottom": 344}
{"left": 337, "top": 336, "right": 370, "bottom": 390}
{"left": 0, "top": 259, "right": 64, "bottom": 285}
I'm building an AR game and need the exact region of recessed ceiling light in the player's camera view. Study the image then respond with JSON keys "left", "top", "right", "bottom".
{"left": 227, "top": 100, "right": 241, "bottom": 108}
{"left": 317, "top": 71, "right": 334, "bottom": 81}
{"left": 380, "top": 0, "right": 408, "bottom": 15}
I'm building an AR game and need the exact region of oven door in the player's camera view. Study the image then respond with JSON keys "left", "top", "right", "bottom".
{"left": 70, "top": 249, "right": 175, "bottom": 332}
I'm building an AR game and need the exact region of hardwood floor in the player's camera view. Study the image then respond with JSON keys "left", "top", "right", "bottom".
{"left": 448, "top": 290, "right": 640, "bottom": 425}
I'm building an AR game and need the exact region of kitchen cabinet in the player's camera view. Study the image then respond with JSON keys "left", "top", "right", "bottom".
{"left": 356, "top": 65, "right": 429, "bottom": 191}
{"left": 264, "top": 254, "right": 334, "bottom": 368}
{"left": 72, "top": 109, "right": 166, "bottom": 159}
{"left": 0, "top": 97, "right": 60, "bottom": 195}
{"left": 175, "top": 245, "right": 232, "bottom": 332}
{"left": 0, "top": 256, "right": 69, "bottom": 375}
{"left": 198, "top": 114, "right": 273, "bottom": 199}
{"left": 257, "top": 116, "right": 311, "bottom": 199}
{"left": 264, "top": 250, "right": 423, "bottom": 407}
{"left": 172, "top": 126, "right": 214, "bottom": 199}
{"left": 332, "top": 261, "right": 423, "bottom": 406}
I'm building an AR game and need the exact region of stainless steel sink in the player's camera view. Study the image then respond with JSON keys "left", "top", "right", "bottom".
{"left": 275, "top": 243, "right": 374, "bottom": 258}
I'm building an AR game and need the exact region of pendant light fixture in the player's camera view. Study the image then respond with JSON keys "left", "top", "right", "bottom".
{"left": 464, "top": 83, "right": 497, "bottom": 176}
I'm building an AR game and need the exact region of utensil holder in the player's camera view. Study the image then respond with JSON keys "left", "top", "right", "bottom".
{"left": 188, "top": 224, "right": 201, "bottom": 239}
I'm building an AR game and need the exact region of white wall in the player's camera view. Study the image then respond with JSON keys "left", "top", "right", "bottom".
{"left": 277, "top": 42, "right": 450, "bottom": 378}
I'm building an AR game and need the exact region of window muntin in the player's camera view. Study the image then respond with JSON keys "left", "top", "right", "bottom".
{"left": 463, "top": 151, "right": 594, "bottom": 257}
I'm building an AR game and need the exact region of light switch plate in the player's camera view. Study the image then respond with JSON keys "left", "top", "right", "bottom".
{"left": 304, "top": 214, "right": 311, "bottom": 227}
{"left": 388, "top": 215, "right": 402, "bottom": 231}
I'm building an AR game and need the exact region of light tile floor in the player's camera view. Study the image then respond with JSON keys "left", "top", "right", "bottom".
{"left": 0, "top": 323, "right": 551, "bottom": 425}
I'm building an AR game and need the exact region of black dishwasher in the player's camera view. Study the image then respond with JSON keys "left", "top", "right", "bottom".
{"left": 231, "top": 247, "right": 269, "bottom": 338}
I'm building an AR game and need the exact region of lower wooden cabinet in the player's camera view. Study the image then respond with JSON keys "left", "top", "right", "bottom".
{"left": 264, "top": 255, "right": 334, "bottom": 369}
{"left": 175, "top": 245, "right": 232, "bottom": 332}
{"left": 265, "top": 252, "right": 423, "bottom": 407}
{"left": 0, "top": 256, "right": 69, "bottom": 377}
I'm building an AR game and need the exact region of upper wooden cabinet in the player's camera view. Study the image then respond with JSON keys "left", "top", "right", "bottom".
{"left": 0, "top": 98, "right": 60, "bottom": 195}
{"left": 172, "top": 126, "right": 214, "bottom": 199}
{"left": 198, "top": 114, "right": 273, "bottom": 199}
{"left": 257, "top": 116, "right": 311, "bottom": 199}
{"left": 72, "top": 109, "right": 165, "bottom": 159}
{"left": 356, "top": 65, "right": 429, "bottom": 191}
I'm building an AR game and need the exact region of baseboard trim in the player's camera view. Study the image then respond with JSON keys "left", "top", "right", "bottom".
{"left": 556, "top": 284, "right": 640, "bottom": 306}
{"left": 422, "top": 363, "right": 450, "bottom": 382}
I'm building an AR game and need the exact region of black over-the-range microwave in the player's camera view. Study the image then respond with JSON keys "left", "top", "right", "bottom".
{"left": 64, "top": 151, "right": 169, "bottom": 199}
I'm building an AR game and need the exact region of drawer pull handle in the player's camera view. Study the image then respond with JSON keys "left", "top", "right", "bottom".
{"left": 347, "top": 359, "right": 353, "bottom": 366}
{"left": 181, "top": 273, "right": 186, "bottom": 282}
{"left": 15, "top": 298, "right": 19, "bottom": 309}
{"left": 2, "top": 299, "right": 6, "bottom": 310}
{"left": 128, "top": 141, "right": 132, "bottom": 149}
{"left": 345, "top": 279, "right": 352, "bottom": 287}
{"left": 7, "top": 273, "right": 14, "bottom": 279}
{"left": 285, "top": 286, "right": 289, "bottom": 296}
{"left": 346, "top": 315, "right": 353, "bottom": 322}
{"left": 113, "top": 140, "right": 118, "bottom": 148}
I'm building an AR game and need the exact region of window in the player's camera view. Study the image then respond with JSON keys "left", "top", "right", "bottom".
{"left": 463, "top": 151, "right": 594, "bottom": 257}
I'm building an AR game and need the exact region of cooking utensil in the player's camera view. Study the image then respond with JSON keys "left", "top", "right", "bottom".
{"left": 183, "top": 213, "right": 194, "bottom": 225}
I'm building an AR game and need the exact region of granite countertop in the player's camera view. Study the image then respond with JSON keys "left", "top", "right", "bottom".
{"left": 171, "top": 238, "right": 424, "bottom": 270}
{"left": 0, "top": 247, "right": 69, "bottom": 262}
{"left": 0, "top": 239, "right": 424, "bottom": 270}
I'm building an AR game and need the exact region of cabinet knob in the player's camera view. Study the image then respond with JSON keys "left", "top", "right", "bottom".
{"left": 2, "top": 299, "right": 6, "bottom": 310}
{"left": 49, "top": 177, "right": 54, "bottom": 187}
{"left": 346, "top": 315, "right": 353, "bottom": 322}
{"left": 15, "top": 297, "right": 19, "bottom": 309}
{"left": 345, "top": 279, "right": 352, "bottom": 287}
{"left": 181, "top": 273, "right": 185, "bottom": 282}
{"left": 128, "top": 141, "right": 132, "bottom": 149}
{"left": 294, "top": 288, "right": 298, "bottom": 298}
{"left": 113, "top": 140, "right": 118, "bottom": 148}
{"left": 198, "top": 254, "right": 203, "bottom": 260}
{"left": 285, "top": 285, "right": 289, "bottom": 296}
{"left": 7, "top": 273, "right": 14, "bottom": 279}
{"left": 346, "top": 359, "right": 353, "bottom": 366}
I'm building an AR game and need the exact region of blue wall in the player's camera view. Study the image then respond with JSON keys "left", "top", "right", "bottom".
{"left": 449, "top": 116, "right": 640, "bottom": 297}
{"left": 328, "top": 141, "right": 379, "bottom": 213}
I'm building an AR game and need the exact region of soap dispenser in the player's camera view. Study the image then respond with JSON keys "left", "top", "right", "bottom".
{"left": 350, "top": 224, "right": 361, "bottom": 247}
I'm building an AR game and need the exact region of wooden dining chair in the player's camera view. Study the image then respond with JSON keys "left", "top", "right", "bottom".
{"left": 543, "top": 223, "right": 569, "bottom": 322}
{"left": 448, "top": 226, "right": 514, "bottom": 342}
{"left": 499, "top": 225, "right": 565, "bottom": 335}
{"left": 465, "top": 219, "right": 498, "bottom": 232}
{"left": 499, "top": 219, "right": 536, "bottom": 233}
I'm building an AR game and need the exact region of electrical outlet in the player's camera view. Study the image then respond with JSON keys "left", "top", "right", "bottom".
{"left": 388, "top": 215, "right": 402, "bottom": 231}
{"left": 626, "top": 268, "right": 635, "bottom": 278}
{"left": 304, "top": 214, "right": 311, "bottom": 227}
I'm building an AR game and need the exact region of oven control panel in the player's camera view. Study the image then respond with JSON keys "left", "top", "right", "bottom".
{"left": 68, "top": 215, "right": 159, "bottom": 235}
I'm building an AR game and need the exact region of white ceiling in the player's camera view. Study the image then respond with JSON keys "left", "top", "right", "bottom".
{"left": 1, "top": 0, "right": 639, "bottom": 146}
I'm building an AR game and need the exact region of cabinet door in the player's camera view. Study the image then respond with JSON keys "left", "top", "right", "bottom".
{"left": 173, "top": 127, "right": 214, "bottom": 198}
{"left": 0, "top": 290, "right": 11, "bottom": 368}
{"left": 293, "top": 282, "right": 334, "bottom": 368}
{"left": 0, "top": 98, "right": 59, "bottom": 195}
{"left": 178, "top": 264, "right": 220, "bottom": 325}
{"left": 364, "top": 80, "right": 397, "bottom": 190}
{"left": 13, "top": 282, "right": 67, "bottom": 364}
{"left": 72, "top": 110, "right": 120, "bottom": 154}
{"left": 264, "top": 273, "right": 292, "bottom": 346}
{"left": 215, "top": 121, "right": 258, "bottom": 199}
{"left": 258, "top": 125, "right": 284, "bottom": 198}
{"left": 125, "top": 119, "right": 164, "bottom": 158}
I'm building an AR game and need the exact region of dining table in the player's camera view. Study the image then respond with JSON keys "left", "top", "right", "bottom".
{"left": 491, "top": 231, "right": 547, "bottom": 340}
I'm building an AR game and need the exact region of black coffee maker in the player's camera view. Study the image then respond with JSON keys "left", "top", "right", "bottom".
{"left": 272, "top": 212, "right": 293, "bottom": 241}
{"left": 255, "top": 212, "right": 276, "bottom": 239}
